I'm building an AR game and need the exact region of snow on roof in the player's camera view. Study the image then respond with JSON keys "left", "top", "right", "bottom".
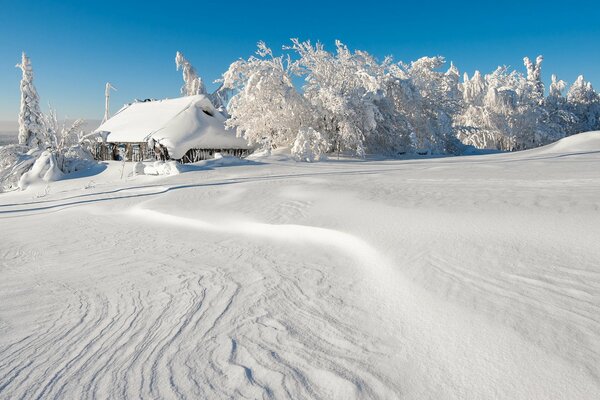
{"left": 95, "top": 95, "right": 249, "bottom": 159}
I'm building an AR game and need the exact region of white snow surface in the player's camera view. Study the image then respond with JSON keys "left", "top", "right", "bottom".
{"left": 1, "top": 132, "right": 600, "bottom": 399}
{"left": 95, "top": 95, "right": 249, "bottom": 159}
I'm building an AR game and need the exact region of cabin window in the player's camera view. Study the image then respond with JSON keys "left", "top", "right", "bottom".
{"left": 202, "top": 109, "right": 214, "bottom": 117}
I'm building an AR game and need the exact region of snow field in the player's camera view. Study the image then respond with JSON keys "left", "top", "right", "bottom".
{"left": 1, "top": 132, "right": 599, "bottom": 399}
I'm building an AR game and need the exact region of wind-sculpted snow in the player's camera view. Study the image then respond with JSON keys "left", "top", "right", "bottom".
{"left": 1, "top": 139, "right": 600, "bottom": 398}
{"left": 0, "top": 209, "right": 401, "bottom": 398}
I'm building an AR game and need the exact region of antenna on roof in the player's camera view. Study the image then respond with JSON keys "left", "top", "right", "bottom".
{"left": 103, "top": 82, "right": 117, "bottom": 123}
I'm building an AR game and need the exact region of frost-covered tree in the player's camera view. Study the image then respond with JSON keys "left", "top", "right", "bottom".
{"left": 291, "top": 127, "right": 329, "bottom": 161}
{"left": 398, "top": 56, "right": 463, "bottom": 154}
{"left": 289, "top": 39, "right": 379, "bottom": 156}
{"left": 217, "top": 39, "right": 599, "bottom": 158}
{"left": 41, "top": 108, "right": 84, "bottom": 152}
{"left": 544, "top": 74, "right": 576, "bottom": 139}
{"left": 367, "top": 72, "right": 414, "bottom": 155}
{"left": 566, "top": 75, "right": 600, "bottom": 134}
{"left": 524, "top": 55, "right": 544, "bottom": 99}
{"left": 209, "top": 84, "right": 235, "bottom": 110}
{"left": 222, "top": 42, "right": 313, "bottom": 149}
{"left": 457, "top": 56, "right": 569, "bottom": 151}
{"left": 455, "top": 70, "right": 494, "bottom": 148}
{"left": 175, "top": 51, "right": 207, "bottom": 96}
{"left": 289, "top": 39, "right": 395, "bottom": 157}
{"left": 549, "top": 74, "right": 567, "bottom": 100}
{"left": 16, "top": 52, "right": 44, "bottom": 147}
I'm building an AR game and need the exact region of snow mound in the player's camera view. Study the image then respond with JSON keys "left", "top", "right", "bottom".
{"left": 143, "top": 161, "right": 182, "bottom": 176}
{"left": 246, "top": 147, "right": 296, "bottom": 162}
{"left": 18, "top": 150, "right": 63, "bottom": 190}
{"left": 528, "top": 131, "right": 600, "bottom": 155}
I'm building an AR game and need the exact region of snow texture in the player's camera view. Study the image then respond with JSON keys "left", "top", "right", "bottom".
{"left": 0, "top": 132, "right": 599, "bottom": 399}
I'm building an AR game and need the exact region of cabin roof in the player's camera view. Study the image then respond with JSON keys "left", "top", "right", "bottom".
{"left": 95, "top": 95, "right": 249, "bottom": 159}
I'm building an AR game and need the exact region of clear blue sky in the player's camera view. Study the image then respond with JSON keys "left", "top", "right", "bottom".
{"left": 0, "top": 0, "right": 598, "bottom": 122}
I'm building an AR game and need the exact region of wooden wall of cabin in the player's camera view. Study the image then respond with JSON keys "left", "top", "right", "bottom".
{"left": 179, "top": 148, "right": 251, "bottom": 163}
{"left": 93, "top": 142, "right": 155, "bottom": 161}
{"left": 93, "top": 144, "right": 250, "bottom": 163}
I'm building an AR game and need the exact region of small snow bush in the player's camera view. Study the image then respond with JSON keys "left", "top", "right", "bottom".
{"left": 60, "top": 144, "right": 96, "bottom": 174}
{"left": 0, "top": 144, "right": 35, "bottom": 192}
{"left": 292, "top": 127, "right": 329, "bottom": 162}
{"left": 148, "top": 161, "right": 181, "bottom": 176}
{"left": 18, "top": 150, "right": 63, "bottom": 189}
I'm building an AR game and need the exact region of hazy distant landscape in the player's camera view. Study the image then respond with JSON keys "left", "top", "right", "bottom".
{"left": 0, "top": 134, "right": 16, "bottom": 146}
{"left": 0, "top": 121, "right": 17, "bottom": 145}
{"left": 0, "top": 120, "right": 101, "bottom": 146}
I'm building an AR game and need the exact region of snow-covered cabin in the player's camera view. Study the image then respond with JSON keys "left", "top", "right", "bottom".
{"left": 93, "top": 95, "right": 250, "bottom": 162}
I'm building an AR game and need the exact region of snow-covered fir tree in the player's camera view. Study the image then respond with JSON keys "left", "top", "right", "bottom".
{"left": 16, "top": 52, "right": 44, "bottom": 148}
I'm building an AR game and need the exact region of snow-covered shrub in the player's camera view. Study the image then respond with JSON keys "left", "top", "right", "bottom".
{"left": 0, "top": 144, "right": 36, "bottom": 192}
{"left": 18, "top": 150, "right": 63, "bottom": 189}
{"left": 145, "top": 161, "right": 181, "bottom": 176}
{"left": 60, "top": 144, "right": 96, "bottom": 174}
{"left": 292, "top": 128, "right": 329, "bottom": 162}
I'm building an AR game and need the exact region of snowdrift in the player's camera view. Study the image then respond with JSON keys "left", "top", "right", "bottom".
{"left": 526, "top": 131, "right": 600, "bottom": 155}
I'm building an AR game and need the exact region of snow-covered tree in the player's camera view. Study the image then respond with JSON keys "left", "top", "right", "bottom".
{"left": 209, "top": 84, "right": 235, "bottom": 110}
{"left": 289, "top": 39, "right": 387, "bottom": 157}
{"left": 222, "top": 42, "right": 313, "bottom": 149}
{"left": 217, "top": 39, "right": 599, "bottom": 158}
{"left": 291, "top": 127, "right": 329, "bottom": 161}
{"left": 544, "top": 74, "right": 576, "bottom": 139}
{"left": 549, "top": 74, "right": 567, "bottom": 100}
{"left": 16, "top": 52, "right": 44, "bottom": 147}
{"left": 457, "top": 56, "right": 568, "bottom": 151}
{"left": 566, "top": 75, "right": 600, "bottom": 134}
{"left": 455, "top": 71, "right": 494, "bottom": 148}
{"left": 175, "top": 51, "right": 207, "bottom": 96}
{"left": 524, "top": 55, "right": 544, "bottom": 99}
{"left": 398, "top": 56, "right": 463, "bottom": 154}
{"left": 41, "top": 108, "right": 84, "bottom": 152}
